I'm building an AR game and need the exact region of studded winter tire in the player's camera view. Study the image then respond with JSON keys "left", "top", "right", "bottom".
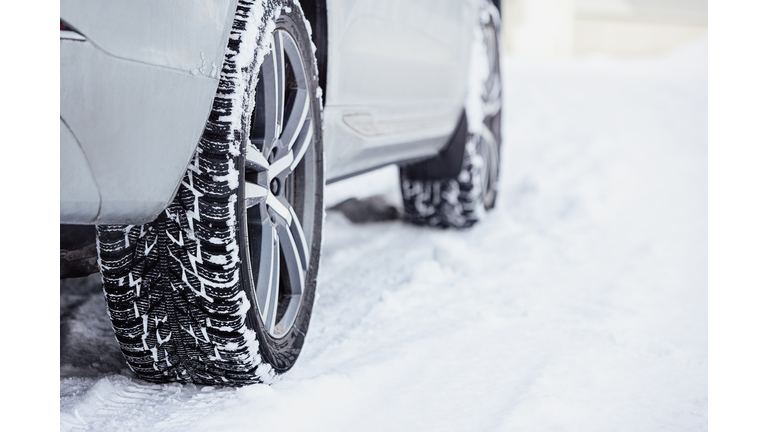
{"left": 96, "top": 1, "right": 323, "bottom": 385}
{"left": 399, "top": 0, "right": 502, "bottom": 229}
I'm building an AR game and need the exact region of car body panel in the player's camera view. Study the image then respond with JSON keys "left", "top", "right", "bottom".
{"left": 323, "top": 104, "right": 461, "bottom": 180}
{"left": 60, "top": 39, "right": 220, "bottom": 224}
{"left": 60, "top": 0, "right": 238, "bottom": 224}
{"left": 323, "top": 0, "right": 478, "bottom": 180}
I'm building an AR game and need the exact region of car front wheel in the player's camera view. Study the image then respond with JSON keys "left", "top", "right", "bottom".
{"left": 96, "top": 0, "right": 323, "bottom": 385}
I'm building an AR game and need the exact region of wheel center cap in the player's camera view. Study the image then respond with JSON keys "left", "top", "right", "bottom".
{"left": 270, "top": 178, "right": 280, "bottom": 195}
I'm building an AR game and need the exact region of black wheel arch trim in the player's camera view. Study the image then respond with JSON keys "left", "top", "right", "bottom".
{"left": 399, "top": 111, "right": 468, "bottom": 181}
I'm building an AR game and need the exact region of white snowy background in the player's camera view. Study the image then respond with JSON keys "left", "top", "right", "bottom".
{"left": 59, "top": 39, "right": 707, "bottom": 431}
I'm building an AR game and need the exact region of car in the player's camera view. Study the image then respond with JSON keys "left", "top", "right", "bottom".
{"left": 60, "top": 0, "right": 502, "bottom": 385}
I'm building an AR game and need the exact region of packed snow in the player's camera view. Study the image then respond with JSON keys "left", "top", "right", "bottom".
{"left": 60, "top": 38, "right": 707, "bottom": 431}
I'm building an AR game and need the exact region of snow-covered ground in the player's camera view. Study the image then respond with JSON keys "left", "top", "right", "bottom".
{"left": 60, "top": 39, "right": 707, "bottom": 431}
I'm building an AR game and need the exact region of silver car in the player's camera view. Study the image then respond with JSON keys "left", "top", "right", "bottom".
{"left": 60, "top": 0, "right": 502, "bottom": 385}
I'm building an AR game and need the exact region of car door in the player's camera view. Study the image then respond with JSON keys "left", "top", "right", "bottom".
{"left": 324, "top": 0, "right": 478, "bottom": 180}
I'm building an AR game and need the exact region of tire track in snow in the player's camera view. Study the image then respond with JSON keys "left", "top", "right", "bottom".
{"left": 60, "top": 376, "right": 237, "bottom": 432}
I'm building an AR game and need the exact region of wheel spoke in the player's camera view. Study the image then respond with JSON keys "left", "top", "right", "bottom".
{"left": 480, "top": 122, "right": 498, "bottom": 153}
{"left": 483, "top": 77, "right": 502, "bottom": 116}
{"left": 290, "top": 118, "right": 313, "bottom": 172}
{"left": 280, "top": 89, "right": 309, "bottom": 149}
{"left": 245, "top": 182, "right": 268, "bottom": 208}
{"left": 280, "top": 30, "right": 312, "bottom": 168}
{"left": 268, "top": 151, "right": 294, "bottom": 180}
{"left": 245, "top": 143, "right": 269, "bottom": 171}
{"left": 275, "top": 33, "right": 285, "bottom": 131}
{"left": 277, "top": 223, "right": 305, "bottom": 296}
{"left": 479, "top": 123, "right": 499, "bottom": 190}
{"left": 262, "top": 32, "right": 285, "bottom": 144}
{"left": 484, "top": 97, "right": 501, "bottom": 117}
{"left": 288, "top": 206, "right": 309, "bottom": 270}
{"left": 255, "top": 220, "right": 280, "bottom": 333}
{"left": 266, "top": 194, "right": 292, "bottom": 225}
{"left": 244, "top": 144, "right": 269, "bottom": 208}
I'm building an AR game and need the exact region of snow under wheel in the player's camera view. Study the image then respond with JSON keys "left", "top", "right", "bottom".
{"left": 399, "top": 0, "right": 502, "bottom": 229}
{"left": 96, "top": 1, "right": 323, "bottom": 385}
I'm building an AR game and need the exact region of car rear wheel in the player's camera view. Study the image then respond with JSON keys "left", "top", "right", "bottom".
{"left": 399, "top": 0, "right": 502, "bottom": 228}
{"left": 96, "top": 0, "right": 323, "bottom": 385}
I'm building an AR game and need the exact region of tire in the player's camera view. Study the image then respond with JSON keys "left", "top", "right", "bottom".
{"left": 96, "top": 0, "right": 323, "bottom": 385}
{"left": 399, "top": 0, "right": 502, "bottom": 228}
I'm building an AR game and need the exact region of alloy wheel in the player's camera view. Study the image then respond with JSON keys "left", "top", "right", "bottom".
{"left": 241, "top": 29, "right": 316, "bottom": 339}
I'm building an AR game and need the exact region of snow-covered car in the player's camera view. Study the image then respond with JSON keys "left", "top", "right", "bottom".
{"left": 60, "top": 0, "right": 502, "bottom": 385}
